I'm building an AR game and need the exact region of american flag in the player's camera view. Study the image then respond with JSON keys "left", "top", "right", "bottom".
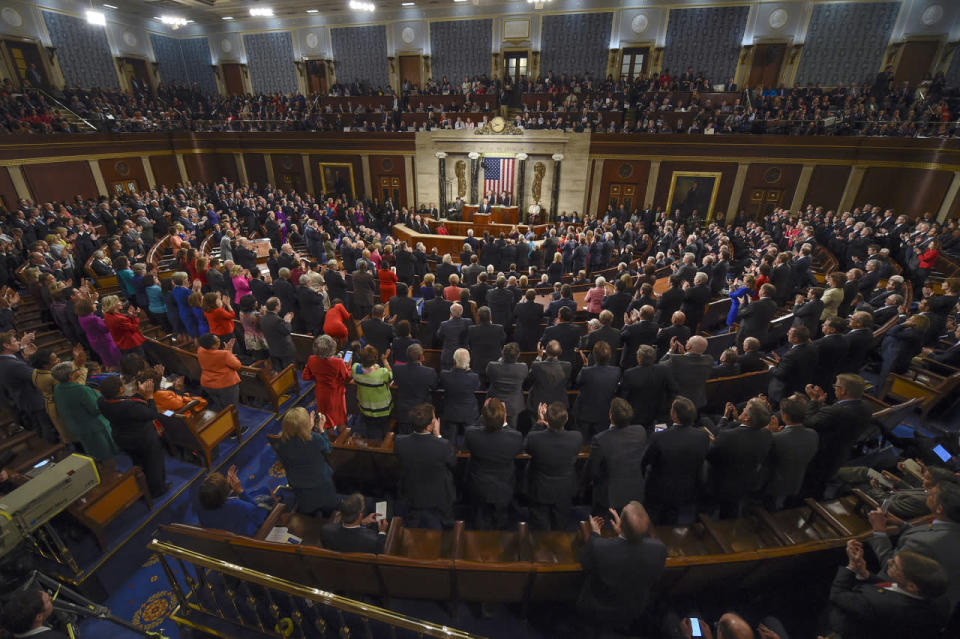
{"left": 483, "top": 156, "right": 515, "bottom": 198}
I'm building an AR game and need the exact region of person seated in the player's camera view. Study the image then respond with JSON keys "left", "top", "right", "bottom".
{"left": 196, "top": 464, "right": 268, "bottom": 537}
{"left": 320, "top": 492, "right": 388, "bottom": 553}
{"left": 922, "top": 323, "right": 960, "bottom": 374}
{"left": 737, "top": 336, "right": 768, "bottom": 373}
{"left": 0, "top": 588, "right": 68, "bottom": 639}
{"left": 274, "top": 407, "right": 338, "bottom": 516}
{"left": 709, "top": 348, "right": 741, "bottom": 378}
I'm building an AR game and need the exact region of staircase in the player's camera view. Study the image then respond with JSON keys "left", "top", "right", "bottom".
{"left": 36, "top": 88, "right": 97, "bottom": 133}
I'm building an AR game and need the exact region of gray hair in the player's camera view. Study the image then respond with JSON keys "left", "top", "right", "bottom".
{"left": 694, "top": 272, "right": 709, "bottom": 285}
{"left": 453, "top": 348, "right": 470, "bottom": 369}
{"left": 313, "top": 334, "right": 337, "bottom": 358}
{"left": 51, "top": 361, "right": 75, "bottom": 383}
{"left": 172, "top": 271, "right": 188, "bottom": 285}
{"left": 450, "top": 303, "right": 463, "bottom": 318}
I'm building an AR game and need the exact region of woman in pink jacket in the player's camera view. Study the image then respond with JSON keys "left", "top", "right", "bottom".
{"left": 584, "top": 276, "right": 607, "bottom": 316}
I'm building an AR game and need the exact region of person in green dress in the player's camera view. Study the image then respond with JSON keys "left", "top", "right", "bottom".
{"left": 51, "top": 361, "right": 119, "bottom": 461}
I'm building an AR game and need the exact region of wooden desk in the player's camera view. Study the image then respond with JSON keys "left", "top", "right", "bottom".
{"left": 462, "top": 206, "right": 520, "bottom": 225}
{"left": 394, "top": 224, "right": 469, "bottom": 257}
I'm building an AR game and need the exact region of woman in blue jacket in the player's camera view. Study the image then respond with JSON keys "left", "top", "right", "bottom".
{"left": 274, "top": 407, "right": 338, "bottom": 516}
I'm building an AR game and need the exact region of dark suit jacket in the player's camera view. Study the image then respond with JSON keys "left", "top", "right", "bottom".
{"left": 768, "top": 342, "right": 818, "bottom": 403}
{"left": 394, "top": 432, "right": 456, "bottom": 517}
{"left": 792, "top": 299, "right": 824, "bottom": 335}
{"left": 705, "top": 423, "right": 773, "bottom": 501}
{"left": 873, "top": 305, "right": 900, "bottom": 326}
{"left": 439, "top": 367, "right": 480, "bottom": 424}
{"left": 660, "top": 352, "right": 713, "bottom": 409}
{"left": 812, "top": 333, "right": 848, "bottom": 389}
{"left": 655, "top": 324, "right": 691, "bottom": 359}
{"left": 422, "top": 298, "right": 453, "bottom": 346}
{"left": 842, "top": 328, "right": 876, "bottom": 374}
{"left": 619, "top": 320, "right": 658, "bottom": 368}
{"left": 619, "top": 364, "right": 678, "bottom": 428}
{"left": 541, "top": 322, "right": 586, "bottom": 365}
{"left": 351, "top": 270, "right": 377, "bottom": 308}
{"left": 436, "top": 316, "right": 472, "bottom": 365}
{"left": 326, "top": 270, "right": 347, "bottom": 303}
{"left": 360, "top": 319, "right": 395, "bottom": 356}
{"left": 641, "top": 424, "right": 710, "bottom": 506}
{"left": 463, "top": 426, "right": 524, "bottom": 506}
{"left": 573, "top": 365, "right": 622, "bottom": 424}
{"left": 804, "top": 399, "right": 872, "bottom": 494}
{"left": 580, "top": 325, "right": 622, "bottom": 355}
{"left": 393, "top": 363, "right": 438, "bottom": 423}
{"left": 881, "top": 324, "right": 925, "bottom": 374}
{"left": 681, "top": 284, "right": 711, "bottom": 329}
{"left": 589, "top": 424, "right": 647, "bottom": 509}
{"left": 657, "top": 287, "right": 684, "bottom": 325}
{"left": 513, "top": 302, "right": 544, "bottom": 350}
{"left": 524, "top": 428, "right": 583, "bottom": 504}
{"left": 601, "top": 291, "right": 633, "bottom": 328}
{"left": 297, "top": 286, "right": 326, "bottom": 331}
{"left": 388, "top": 295, "right": 419, "bottom": 326}
{"left": 525, "top": 358, "right": 572, "bottom": 411}
{"left": 468, "top": 323, "right": 507, "bottom": 375}
{"left": 763, "top": 425, "right": 819, "bottom": 497}
{"left": 486, "top": 287, "right": 516, "bottom": 332}
{"left": 273, "top": 278, "right": 298, "bottom": 317}
{"left": 577, "top": 535, "right": 667, "bottom": 626}
{"left": 737, "top": 297, "right": 778, "bottom": 346}
{"left": 486, "top": 360, "right": 528, "bottom": 425}
{"left": 320, "top": 522, "right": 385, "bottom": 554}
{"left": 259, "top": 311, "right": 296, "bottom": 359}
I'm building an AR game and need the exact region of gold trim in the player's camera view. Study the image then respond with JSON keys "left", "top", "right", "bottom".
{"left": 588, "top": 153, "right": 960, "bottom": 172}
{"left": 665, "top": 170, "right": 723, "bottom": 221}
{"left": 169, "top": 606, "right": 236, "bottom": 639}
{"left": 318, "top": 161, "right": 357, "bottom": 200}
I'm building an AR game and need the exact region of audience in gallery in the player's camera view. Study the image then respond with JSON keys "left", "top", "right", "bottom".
{"left": 0, "top": 172, "right": 959, "bottom": 638}
{"left": 2, "top": 60, "right": 958, "bottom": 136}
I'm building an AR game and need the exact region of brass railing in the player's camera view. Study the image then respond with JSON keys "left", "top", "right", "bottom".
{"left": 148, "top": 538, "right": 485, "bottom": 639}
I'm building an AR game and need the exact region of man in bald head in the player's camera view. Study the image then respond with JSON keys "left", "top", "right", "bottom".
{"left": 660, "top": 334, "right": 714, "bottom": 411}
{"left": 576, "top": 501, "right": 667, "bottom": 632}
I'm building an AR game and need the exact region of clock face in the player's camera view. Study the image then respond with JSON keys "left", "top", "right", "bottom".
{"left": 491, "top": 116, "right": 506, "bottom": 132}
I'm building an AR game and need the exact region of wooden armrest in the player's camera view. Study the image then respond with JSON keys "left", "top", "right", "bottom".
{"left": 382, "top": 516, "right": 402, "bottom": 554}
{"left": 174, "top": 399, "right": 204, "bottom": 416}
{"left": 919, "top": 357, "right": 960, "bottom": 374}
{"left": 254, "top": 502, "right": 286, "bottom": 540}
{"left": 270, "top": 483, "right": 290, "bottom": 500}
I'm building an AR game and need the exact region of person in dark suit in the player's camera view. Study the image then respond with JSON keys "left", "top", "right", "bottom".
{"left": 709, "top": 348, "right": 741, "bottom": 379}
{"left": 768, "top": 325, "right": 818, "bottom": 403}
{"left": 541, "top": 306, "right": 586, "bottom": 369}
{"left": 320, "top": 492, "right": 388, "bottom": 553}
{"left": 660, "top": 335, "right": 713, "bottom": 412}
{"left": 468, "top": 306, "right": 506, "bottom": 382}
{"left": 706, "top": 397, "right": 773, "bottom": 516}
{"left": 736, "top": 283, "right": 779, "bottom": 347}
{"left": 544, "top": 284, "right": 577, "bottom": 323}
{"left": 260, "top": 297, "right": 297, "bottom": 370}
{"left": 620, "top": 304, "right": 659, "bottom": 368}
{"left": 923, "top": 324, "right": 960, "bottom": 374}
{"left": 737, "top": 337, "right": 768, "bottom": 373}
{"left": 524, "top": 402, "right": 583, "bottom": 530}
{"left": 526, "top": 339, "right": 572, "bottom": 413}
{"left": 393, "top": 344, "right": 438, "bottom": 434}
{"left": 438, "top": 348, "right": 481, "bottom": 441}
{"left": 573, "top": 341, "right": 622, "bottom": 439}
{"left": 388, "top": 283, "right": 419, "bottom": 326}
{"left": 422, "top": 285, "right": 452, "bottom": 347}
{"left": 577, "top": 502, "right": 667, "bottom": 632}
{"left": 841, "top": 311, "right": 876, "bottom": 374}
{"left": 589, "top": 399, "right": 647, "bottom": 512}
{"left": 360, "top": 304, "right": 395, "bottom": 356}
{"left": 655, "top": 311, "right": 691, "bottom": 360}
{"left": 802, "top": 374, "right": 873, "bottom": 498}
{"left": 394, "top": 404, "right": 457, "bottom": 529}
{"left": 0, "top": 331, "right": 55, "bottom": 442}
{"left": 763, "top": 393, "right": 819, "bottom": 509}
{"left": 641, "top": 397, "right": 710, "bottom": 524}
{"left": 486, "top": 342, "right": 528, "bottom": 428}
{"left": 771, "top": 255, "right": 794, "bottom": 304}
{"left": 839, "top": 269, "right": 860, "bottom": 318}
{"left": 469, "top": 272, "right": 490, "bottom": 308}
{"left": 601, "top": 279, "right": 633, "bottom": 329}
{"left": 486, "top": 276, "right": 515, "bottom": 335}
{"left": 350, "top": 261, "right": 377, "bottom": 319}
{"left": 463, "top": 398, "right": 524, "bottom": 529}
{"left": 579, "top": 310, "right": 622, "bottom": 358}
{"left": 514, "top": 289, "right": 545, "bottom": 351}
{"left": 811, "top": 317, "right": 849, "bottom": 397}
{"left": 273, "top": 269, "right": 299, "bottom": 318}
{"left": 274, "top": 407, "right": 338, "bottom": 516}
{"left": 828, "top": 542, "right": 949, "bottom": 639}
{"left": 620, "top": 345, "right": 678, "bottom": 429}
{"left": 657, "top": 275, "right": 685, "bottom": 326}
{"left": 296, "top": 274, "right": 326, "bottom": 335}
{"left": 0, "top": 588, "right": 71, "bottom": 639}
{"left": 325, "top": 261, "right": 348, "bottom": 303}
{"left": 873, "top": 294, "right": 903, "bottom": 326}
{"left": 436, "top": 303, "right": 472, "bottom": 368}
{"left": 681, "top": 273, "right": 711, "bottom": 331}
{"left": 792, "top": 287, "right": 825, "bottom": 336}
{"left": 878, "top": 314, "right": 929, "bottom": 384}
{"left": 197, "top": 464, "right": 266, "bottom": 535}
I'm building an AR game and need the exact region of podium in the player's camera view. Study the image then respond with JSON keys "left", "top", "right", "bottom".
{"left": 462, "top": 205, "right": 520, "bottom": 225}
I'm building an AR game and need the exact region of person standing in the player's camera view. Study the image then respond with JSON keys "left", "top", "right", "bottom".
{"left": 463, "top": 398, "right": 524, "bottom": 529}
{"left": 301, "top": 335, "right": 351, "bottom": 429}
{"left": 524, "top": 401, "right": 583, "bottom": 530}
{"left": 197, "top": 333, "right": 242, "bottom": 412}
{"left": 394, "top": 403, "right": 456, "bottom": 529}
{"left": 352, "top": 345, "right": 393, "bottom": 440}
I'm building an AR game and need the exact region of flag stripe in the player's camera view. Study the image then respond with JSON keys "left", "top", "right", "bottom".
{"left": 483, "top": 157, "right": 515, "bottom": 199}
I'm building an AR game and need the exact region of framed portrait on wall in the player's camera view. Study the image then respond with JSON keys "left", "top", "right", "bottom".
{"left": 319, "top": 162, "right": 356, "bottom": 200}
{"left": 665, "top": 171, "right": 722, "bottom": 221}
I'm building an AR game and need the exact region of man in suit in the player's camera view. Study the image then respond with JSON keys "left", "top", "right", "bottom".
{"left": 660, "top": 335, "right": 713, "bottom": 412}
{"left": 681, "top": 273, "right": 711, "bottom": 331}
{"left": 387, "top": 283, "right": 418, "bottom": 326}
{"left": 486, "top": 276, "right": 515, "bottom": 335}
{"left": 467, "top": 306, "right": 506, "bottom": 381}
{"left": 792, "top": 287, "right": 825, "bottom": 336}
{"left": 526, "top": 340, "right": 572, "bottom": 411}
{"left": 0, "top": 331, "right": 55, "bottom": 442}
{"left": 865, "top": 481, "right": 960, "bottom": 616}
{"left": 324, "top": 261, "right": 348, "bottom": 303}
{"left": 0, "top": 588, "right": 70, "bottom": 639}
{"left": 541, "top": 306, "right": 586, "bottom": 369}
{"left": 736, "top": 283, "right": 779, "bottom": 348}
{"left": 737, "top": 337, "right": 768, "bottom": 373}
{"left": 573, "top": 341, "right": 622, "bottom": 438}
{"left": 619, "top": 304, "right": 659, "bottom": 369}
{"left": 812, "top": 317, "right": 849, "bottom": 396}
{"left": 579, "top": 310, "right": 621, "bottom": 356}
{"left": 923, "top": 324, "right": 960, "bottom": 374}
{"left": 234, "top": 239, "right": 258, "bottom": 273}
{"left": 485, "top": 343, "right": 528, "bottom": 429}
{"left": 842, "top": 311, "right": 876, "bottom": 374}
{"left": 461, "top": 254, "right": 484, "bottom": 287}
{"left": 350, "top": 261, "right": 377, "bottom": 319}
{"left": 360, "top": 304, "right": 395, "bottom": 357}
{"left": 436, "top": 303, "right": 472, "bottom": 369}
{"left": 657, "top": 275, "right": 685, "bottom": 326}
{"left": 601, "top": 279, "right": 633, "bottom": 329}
{"left": 438, "top": 348, "right": 481, "bottom": 441}
{"left": 589, "top": 399, "right": 647, "bottom": 512}
{"left": 524, "top": 402, "right": 583, "bottom": 530}
{"left": 706, "top": 397, "right": 773, "bottom": 516}
{"left": 768, "top": 325, "right": 818, "bottom": 403}
{"left": 394, "top": 403, "right": 456, "bottom": 529}
{"left": 422, "top": 286, "right": 452, "bottom": 347}
{"left": 641, "top": 397, "right": 710, "bottom": 523}
{"left": 873, "top": 294, "right": 903, "bottom": 326}
{"left": 763, "top": 393, "right": 819, "bottom": 508}
{"left": 259, "top": 297, "right": 297, "bottom": 370}
{"left": 828, "top": 542, "right": 950, "bottom": 639}
{"left": 320, "top": 493, "right": 388, "bottom": 553}
{"left": 576, "top": 501, "right": 667, "bottom": 632}
{"left": 393, "top": 344, "right": 438, "bottom": 434}
{"left": 477, "top": 196, "right": 492, "bottom": 215}
{"left": 771, "top": 254, "right": 794, "bottom": 304}
{"left": 620, "top": 345, "right": 678, "bottom": 429}
{"left": 709, "top": 348, "right": 741, "bottom": 379}
{"left": 463, "top": 398, "right": 524, "bottom": 529}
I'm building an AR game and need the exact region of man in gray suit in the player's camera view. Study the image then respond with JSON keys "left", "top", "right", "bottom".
{"left": 763, "top": 393, "right": 819, "bottom": 509}
{"left": 589, "top": 398, "right": 647, "bottom": 512}
{"left": 526, "top": 340, "right": 572, "bottom": 412}
{"left": 259, "top": 297, "right": 297, "bottom": 370}
{"left": 351, "top": 261, "right": 377, "bottom": 319}
{"left": 219, "top": 229, "right": 233, "bottom": 263}
{"left": 436, "top": 303, "right": 472, "bottom": 369}
{"left": 659, "top": 335, "right": 713, "bottom": 411}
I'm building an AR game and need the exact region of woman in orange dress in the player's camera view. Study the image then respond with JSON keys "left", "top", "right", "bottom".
{"left": 301, "top": 335, "right": 351, "bottom": 427}
{"left": 323, "top": 299, "right": 352, "bottom": 345}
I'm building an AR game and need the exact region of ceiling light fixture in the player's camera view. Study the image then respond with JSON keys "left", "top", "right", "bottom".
{"left": 453, "top": 0, "right": 467, "bottom": 3}
{"left": 349, "top": 1, "right": 375, "bottom": 11}
{"left": 160, "top": 15, "right": 188, "bottom": 27}
{"left": 401, "top": 2, "right": 415, "bottom": 5}
{"left": 306, "top": 9, "right": 319, "bottom": 13}
{"left": 249, "top": 7, "right": 274, "bottom": 17}
{"left": 85, "top": 10, "right": 106, "bottom": 25}
{"left": 102, "top": 4, "right": 118, "bottom": 9}
{"left": 222, "top": 16, "right": 234, "bottom": 20}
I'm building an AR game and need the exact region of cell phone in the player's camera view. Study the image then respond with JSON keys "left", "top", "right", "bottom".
{"left": 162, "top": 410, "right": 175, "bottom": 417}
{"left": 343, "top": 351, "right": 353, "bottom": 364}
{"left": 654, "top": 423, "right": 667, "bottom": 432}
{"left": 690, "top": 618, "right": 703, "bottom": 638}
{"left": 932, "top": 444, "right": 952, "bottom": 463}
{"left": 376, "top": 500, "right": 388, "bottom": 521}
{"left": 880, "top": 496, "right": 894, "bottom": 514}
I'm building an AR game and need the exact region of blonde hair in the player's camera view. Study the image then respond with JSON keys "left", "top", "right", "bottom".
{"left": 423, "top": 273, "right": 435, "bottom": 286}
{"left": 230, "top": 265, "right": 243, "bottom": 277}
{"left": 280, "top": 407, "right": 312, "bottom": 442}
{"left": 101, "top": 295, "right": 121, "bottom": 313}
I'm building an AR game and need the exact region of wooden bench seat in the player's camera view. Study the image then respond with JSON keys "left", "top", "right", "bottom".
{"left": 158, "top": 404, "right": 241, "bottom": 468}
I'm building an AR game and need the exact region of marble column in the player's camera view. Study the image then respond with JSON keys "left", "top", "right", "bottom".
{"left": 516, "top": 153, "right": 528, "bottom": 218}
{"left": 436, "top": 152, "right": 447, "bottom": 212}
{"left": 469, "top": 153, "right": 480, "bottom": 204}
{"left": 550, "top": 154, "right": 563, "bottom": 221}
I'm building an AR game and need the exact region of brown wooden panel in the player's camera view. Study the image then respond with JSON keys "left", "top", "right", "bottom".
{"left": 222, "top": 63, "right": 244, "bottom": 96}
{"left": 739, "top": 163, "right": 802, "bottom": 215}
{"left": 22, "top": 161, "right": 97, "bottom": 202}
{"left": 272, "top": 154, "right": 306, "bottom": 192}
{"left": 184, "top": 152, "right": 237, "bottom": 185}
{"left": 803, "top": 165, "right": 850, "bottom": 211}
{"left": 243, "top": 153, "right": 268, "bottom": 186}
{"left": 855, "top": 167, "right": 952, "bottom": 218}
{"left": 99, "top": 157, "right": 148, "bottom": 196}
{"left": 654, "top": 161, "right": 738, "bottom": 221}
{"left": 398, "top": 55, "right": 421, "bottom": 87}
{"left": 598, "top": 159, "right": 650, "bottom": 214}
{"left": 894, "top": 41, "right": 939, "bottom": 85}
{"left": 149, "top": 155, "right": 181, "bottom": 187}
{"left": 0, "top": 167, "right": 19, "bottom": 210}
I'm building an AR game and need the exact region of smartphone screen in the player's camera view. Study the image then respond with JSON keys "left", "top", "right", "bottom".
{"left": 933, "top": 444, "right": 952, "bottom": 463}
{"left": 163, "top": 410, "right": 175, "bottom": 417}
{"left": 343, "top": 351, "right": 353, "bottom": 364}
{"left": 655, "top": 423, "right": 667, "bottom": 432}
{"left": 32, "top": 459, "right": 50, "bottom": 470}
{"left": 690, "top": 618, "right": 703, "bottom": 638}
{"left": 375, "top": 500, "right": 388, "bottom": 521}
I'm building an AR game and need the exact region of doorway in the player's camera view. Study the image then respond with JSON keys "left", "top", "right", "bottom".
{"left": 747, "top": 188, "right": 782, "bottom": 218}
{"left": 2, "top": 39, "right": 47, "bottom": 90}
{"left": 378, "top": 176, "right": 402, "bottom": 206}
{"left": 221, "top": 63, "right": 245, "bottom": 96}
{"left": 305, "top": 60, "right": 327, "bottom": 95}
{"left": 119, "top": 57, "right": 151, "bottom": 94}
{"left": 895, "top": 40, "right": 939, "bottom": 86}
{"left": 747, "top": 44, "right": 786, "bottom": 90}
{"left": 606, "top": 183, "right": 638, "bottom": 212}
{"left": 620, "top": 47, "right": 648, "bottom": 80}
{"left": 398, "top": 55, "right": 421, "bottom": 90}
{"left": 504, "top": 52, "right": 528, "bottom": 87}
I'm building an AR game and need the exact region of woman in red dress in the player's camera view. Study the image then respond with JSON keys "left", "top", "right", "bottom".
{"left": 301, "top": 335, "right": 351, "bottom": 428}
{"left": 323, "top": 299, "right": 352, "bottom": 345}
{"left": 378, "top": 266, "right": 398, "bottom": 304}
